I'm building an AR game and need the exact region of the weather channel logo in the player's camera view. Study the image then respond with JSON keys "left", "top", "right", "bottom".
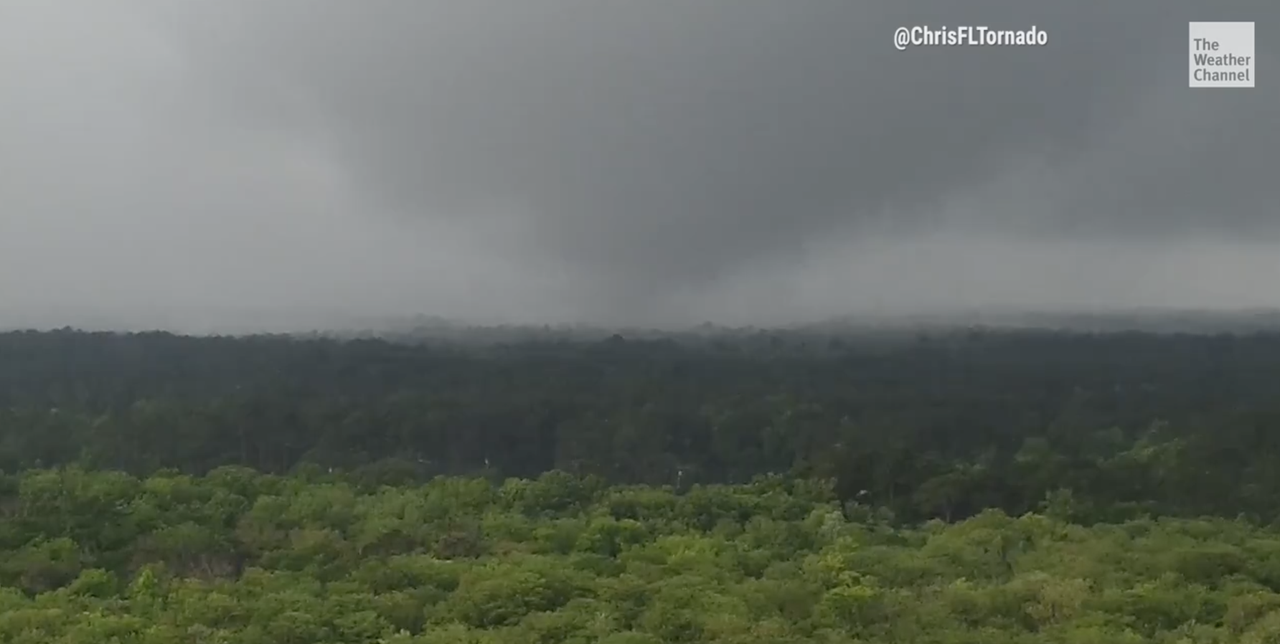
{"left": 1189, "top": 22, "right": 1255, "bottom": 88}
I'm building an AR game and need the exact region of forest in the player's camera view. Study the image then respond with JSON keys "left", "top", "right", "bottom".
{"left": 5, "top": 327, "right": 1280, "bottom": 642}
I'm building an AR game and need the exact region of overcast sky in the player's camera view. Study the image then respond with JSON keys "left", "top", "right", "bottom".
{"left": 1, "top": 1, "right": 1276, "bottom": 331}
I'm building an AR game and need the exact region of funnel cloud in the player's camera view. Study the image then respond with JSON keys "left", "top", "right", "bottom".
{"left": 0, "top": 1, "right": 1276, "bottom": 331}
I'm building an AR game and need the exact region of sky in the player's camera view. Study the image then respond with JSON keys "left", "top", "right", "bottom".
{"left": 0, "top": 1, "right": 1276, "bottom": 332}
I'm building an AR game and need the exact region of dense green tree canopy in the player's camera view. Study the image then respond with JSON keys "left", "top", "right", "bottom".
{"left": 6, "top": 328, "right": 1280, "bottom": 641}
{"left": 4, "top": 329, "right": 1280, "bottom": 522}
{"left": 4, "top": 467, "right": 1280, "bottom": 643}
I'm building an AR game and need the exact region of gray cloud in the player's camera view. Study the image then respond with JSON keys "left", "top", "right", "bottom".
{"left": 1, "top": 0, "right": 1277, "bottom": 330}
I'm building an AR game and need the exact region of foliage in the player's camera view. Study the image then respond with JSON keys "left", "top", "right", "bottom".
{"left": 4, "top": 329, "right": 1280, "bottom": 523}
{"left": 1, "top": 467, "right": 1278, "bottom": 642}
{"left": 5, "top": 328, "right": 1280, "bottom": 640}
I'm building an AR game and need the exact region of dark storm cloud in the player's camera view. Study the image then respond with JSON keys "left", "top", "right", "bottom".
{"left": 160, "top": 1, "right": 1278, "bottom": 293}
{"left": 1, "top": 1, "right": 1277, "bottom": 329}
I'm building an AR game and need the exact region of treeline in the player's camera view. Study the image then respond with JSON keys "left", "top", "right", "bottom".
{"left": 6, "top": 467, "right": 1280, "bottom": 643}
{"left": 5, "top": 329, "right": 1280, "bottom": 523}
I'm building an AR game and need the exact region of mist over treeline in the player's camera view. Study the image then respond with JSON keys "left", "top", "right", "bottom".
{"left": 12, "top": 308, "right": 1280, "bottom": 345}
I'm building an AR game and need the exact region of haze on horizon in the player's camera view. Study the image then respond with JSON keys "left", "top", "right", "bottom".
{"left": 1, "top": 1, "right": 1276, "bottom": 333}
